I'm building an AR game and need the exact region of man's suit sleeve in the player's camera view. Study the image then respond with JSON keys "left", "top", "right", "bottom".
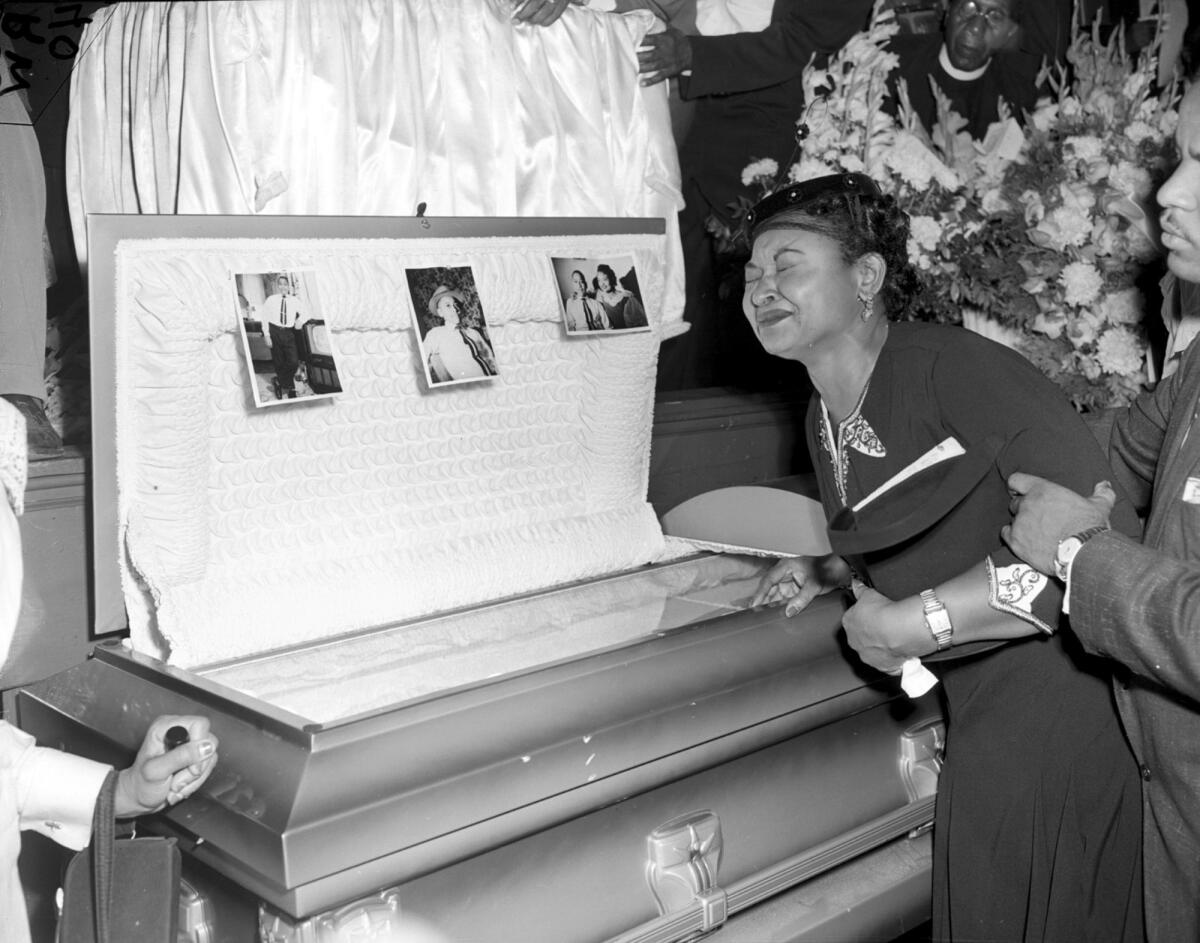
{"left": 682, "top": 0, "right": 873, "bottom": 99}
{"left": 1071, "top": 532, "right": 1200, "bottom": 704}
{"left": 1107, "top": 349, "right": 1183, "bottom": 516}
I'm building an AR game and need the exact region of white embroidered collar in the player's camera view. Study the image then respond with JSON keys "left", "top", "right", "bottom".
{"left": 819, "top": 386, "right": 887, "bottom": 507}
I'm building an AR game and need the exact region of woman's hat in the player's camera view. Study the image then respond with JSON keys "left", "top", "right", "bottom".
{"left": 428, "top": 285, "right": 466, "bottom": 317}
{"left": 745, "top": 172, "right": 881, "bottom": 238}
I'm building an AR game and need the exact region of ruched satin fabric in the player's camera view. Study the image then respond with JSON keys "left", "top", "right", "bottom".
{"left": 66, "top": 0, "right": 684, "bottom": 326}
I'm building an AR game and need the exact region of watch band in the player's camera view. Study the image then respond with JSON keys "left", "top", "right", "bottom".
{"left": 1054, "top": 524, "right": 1110, "bottom": 582}
{"left": 920, "top": 588, "right": 954, "bottom": 651}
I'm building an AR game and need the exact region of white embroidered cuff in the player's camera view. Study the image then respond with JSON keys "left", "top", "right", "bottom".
{"left": 986, "top": 556, "right": 1054, "bottom": 635}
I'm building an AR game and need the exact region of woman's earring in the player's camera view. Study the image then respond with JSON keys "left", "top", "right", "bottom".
{"left": 859, "top": 293, "right": 874, "bottom": 321}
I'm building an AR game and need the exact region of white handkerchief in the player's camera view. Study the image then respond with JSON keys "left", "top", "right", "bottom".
{"left": 900, "top": 658, "right": 939, "bottom": 698}
{"left": 853, "top": 437, "right": 965, "bottom": 512}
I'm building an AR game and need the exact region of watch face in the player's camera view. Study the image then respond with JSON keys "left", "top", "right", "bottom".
{"left": 1055, "top": 537, "right": 1083, "bottom": 580}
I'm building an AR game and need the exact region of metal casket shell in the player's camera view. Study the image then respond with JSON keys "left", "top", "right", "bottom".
{"left": 14, "top": 587, "right": 936, "bottom": 932}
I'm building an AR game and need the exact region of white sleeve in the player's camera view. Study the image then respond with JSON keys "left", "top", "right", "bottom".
{"left": 4, "top": 722, "right": 112, "bottom": 850}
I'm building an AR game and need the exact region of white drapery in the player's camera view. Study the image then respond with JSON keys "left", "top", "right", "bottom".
{"left": 66, "top": 0, "right": 685, "bottom": 328}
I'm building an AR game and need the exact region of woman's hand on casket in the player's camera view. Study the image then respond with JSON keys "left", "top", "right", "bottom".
{"left": 751, "top": 554, "right": 852, "bottom": 617}
{"left": 842, "top": 586, "right": 936, "bottom": 675}
{"left": 114, "top": 715, "right": 219, "bottom": 817}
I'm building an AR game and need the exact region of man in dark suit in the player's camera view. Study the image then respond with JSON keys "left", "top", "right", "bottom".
{"left": 1003, "top": 78, "right": 1200, "bottom": 943}
{"left": 637, "top": 0, "right": 875, "bottom": 389}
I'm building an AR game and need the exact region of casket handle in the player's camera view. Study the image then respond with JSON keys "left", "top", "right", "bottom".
{"left": 644, "top": 809, "right": 727, "bottom": 931}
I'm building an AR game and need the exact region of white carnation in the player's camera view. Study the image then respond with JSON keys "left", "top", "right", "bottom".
{"left": 1122, "top": 74, "right": 1148, "bottom": 101}
{"left": 1096, "top": 327, "right": 1145, "bottom": 376}
{"left": 1127, "top": 226, "right": 1159, "bottom": 263}
{"left": 907, "top": 237, "right": 932, "bottom": 270}
{"left": 1063, "top": 180, "right": 1098, "bottom": 213}
{"left": 884, "top": 131, "right": 958, "bottom": 191}
{"left": 1067, "top": 310, "right": 1104, "bottom": 348}
{"left": 909, "top": 215, "right": 942, "bottom": 252}
{"left": 847, "top": 97, "right": 872, "bottom": 126}
{"left": 1030, "top": 99, "right": 1059, "bottom": 132}
{"left": 837, "top": 153, "right": 866, "bottom": 173}
{"left": 788, "top": 157, "right": 835, "bottom": 183}
{"left": 1020, "top": 189, "right": 1047, "bottom": 226}
{"left": 1109, "top": 160, "right": 1153, "bottom": 201}
{"left": 741, "top": 158, "right": 779, "bottom": 187}
{"left": 1065, "top": 135, "right": 1105, "bottom": 162}
{"left": 885, "top": 139, "right": 933, "bottom": 189}
{"left": 1032, "top": 310, "right": 1067, "bottom": 338}
{"left": 1039, "top": 205, "right": 1092, "bottom": 250}
{"left": 809, "top": 124, "right": 842, "bottom": 154}
{"left": 1125, "top": 120, "right": 1156, "bottom": 145}
{"left": 980, "top": 186, "right": 1009, "bottom": 214}
{"left": 1060, "top": 260, "right": 1104, "bottom": 307}
{"left": 1085, "top": 91, "right": 1118, "bottom": 123}
{"left": 1099, "top": 287, "right": 1144, "bottom": 325}
{"left": 1078, "top": 352, "right": 1104, "bottom": 381}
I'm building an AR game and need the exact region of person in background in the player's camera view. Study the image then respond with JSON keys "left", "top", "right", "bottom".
{"left": 0, "top": 33, "right": 63, "bottom": 459}
{"left": 0, "top": 398, "right": 219, "bottom": 943}
{"left": 1004, "top": 76, "right": 1200, "bottom": 943}
{"left": 889, "top": 0, "right": 1063, "bottom": 140}
{"left": 745, "top": 173, "right": 1143, "bottom": 941}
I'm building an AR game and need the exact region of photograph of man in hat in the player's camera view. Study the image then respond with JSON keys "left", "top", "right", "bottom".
{"left": 407, "top": 267, "right": 499, "bottom": 386}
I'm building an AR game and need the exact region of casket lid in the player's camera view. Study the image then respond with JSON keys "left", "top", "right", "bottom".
{"left": 88, "top": 214, "right": 672, "bottom": 668}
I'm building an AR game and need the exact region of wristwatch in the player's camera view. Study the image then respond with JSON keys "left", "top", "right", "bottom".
{"left": 1053, "top": 525, "right": 1110, "bottom": 582}
{"left": 920, "top": 588, "right": 954, "bottom": 651}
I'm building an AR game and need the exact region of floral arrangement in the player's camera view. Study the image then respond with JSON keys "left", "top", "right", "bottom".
{"left": 715, "top": 2, "right": 1179, "bottom": 411}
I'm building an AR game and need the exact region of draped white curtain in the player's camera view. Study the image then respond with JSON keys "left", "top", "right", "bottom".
{"left": 66, "top": 0, "right": 685, "bottom": 327}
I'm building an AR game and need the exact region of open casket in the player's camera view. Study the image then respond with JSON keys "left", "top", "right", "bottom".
{"left": 15, "top": 216, "right": 941, "bottom": 943}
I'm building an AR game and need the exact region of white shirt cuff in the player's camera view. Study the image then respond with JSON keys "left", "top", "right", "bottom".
{"left": 8, "top": 724, "right": 111, "bottom": 850}
{"left": 1062, "top": 559, "right": 1074, "bottom": 615}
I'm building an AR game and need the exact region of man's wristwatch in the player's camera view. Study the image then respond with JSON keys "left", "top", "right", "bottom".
{"left": 1053, "top": 525, "right": 1110, "bottom": 582}
{"left": 920, "top": 588, "right": 954, "bottom": 651}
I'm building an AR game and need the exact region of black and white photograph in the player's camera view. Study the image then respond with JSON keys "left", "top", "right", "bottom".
{"left": 406, "top": 266, "right": 499, "bottom": 386}
{"left": 233, "top": 271, "right": 343, "bottom": 407}
{"left": 551, "top": 256, "right": 650, "bottom": 334}
{"left": 16, "top": 4, "right": 1200, "bottom": 943}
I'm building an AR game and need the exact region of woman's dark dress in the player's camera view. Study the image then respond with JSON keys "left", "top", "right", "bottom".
{"left": 807, "top": 323, "right": 1143, "bottom": 942}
